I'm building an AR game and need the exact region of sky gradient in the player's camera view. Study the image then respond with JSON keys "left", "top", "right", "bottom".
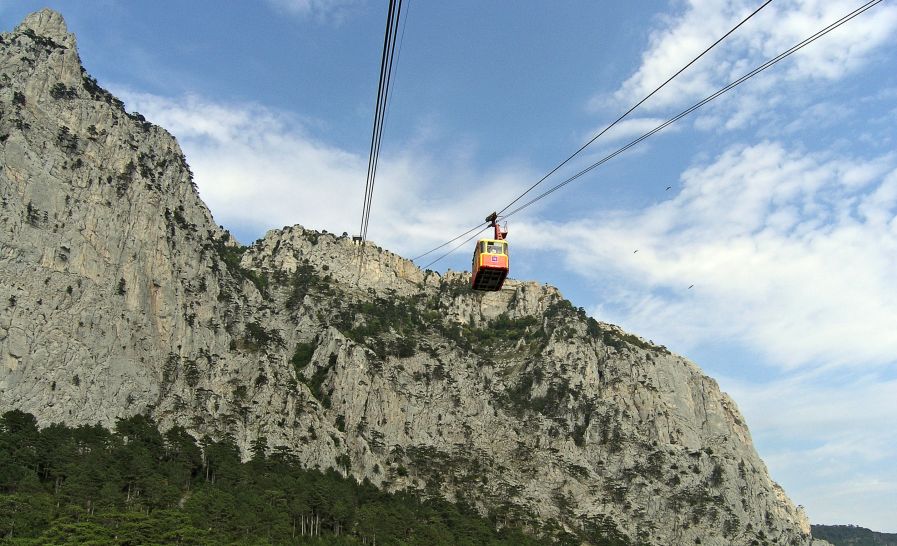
{"left": 2, "top": 0, "right": 896, "bottom": 532}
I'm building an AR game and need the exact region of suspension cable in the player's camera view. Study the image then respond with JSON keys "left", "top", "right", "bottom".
{"left": 412, "top": 0, "right": 772, "bottom": 264}
{"left": 359, "top": 0, "right": 404, "bottom": 245}
{"left": 418, "top": 0, "right": 883, "bottom": 268}
{"left": 500, "top": 0, "right": 883, "bottom": 221}
{"left": 421, "top": 226, "right": 491, "bottom": 271}
{"left": 411, "top": 221, "right": 489, "bottom": 262}
{"left": 496, "top": 0, "right": 774, "bottom": 217}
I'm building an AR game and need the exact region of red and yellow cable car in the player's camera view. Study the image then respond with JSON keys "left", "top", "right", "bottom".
{"left": 471, "top": 213, "right": 509, "bottom": 291}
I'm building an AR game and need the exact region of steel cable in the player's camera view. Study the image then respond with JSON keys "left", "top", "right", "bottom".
{"left": 500, "top": 0, "right": 883, "bottom": 221}
{"left": 416, "top": 0, "right": 883, "bottom": 268}
{"left": 413, "top": 0, "right": 774, "bottom": 264}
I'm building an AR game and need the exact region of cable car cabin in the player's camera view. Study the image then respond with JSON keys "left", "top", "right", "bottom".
{"left": 471, "top": 239, "right": 509, "bottom": 291}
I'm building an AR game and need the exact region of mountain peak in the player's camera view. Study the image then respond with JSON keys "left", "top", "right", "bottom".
{"left": 16, "top": 9, "right": 76, "bottom": 49}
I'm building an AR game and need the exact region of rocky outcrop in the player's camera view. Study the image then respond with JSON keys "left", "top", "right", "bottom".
{"left": 0, "top": 10, "right": 813, "bottom": 545}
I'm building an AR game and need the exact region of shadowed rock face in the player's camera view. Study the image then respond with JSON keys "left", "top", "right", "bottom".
{"left": 0, "top": 9, "right": 813, "bottom": 545}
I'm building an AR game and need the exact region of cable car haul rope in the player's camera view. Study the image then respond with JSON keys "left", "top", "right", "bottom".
{"left": 358, "top": 0, "right": 405, "bottom": 247}
{"left": 360, "top": 0, "right": 885, "bottom": 290}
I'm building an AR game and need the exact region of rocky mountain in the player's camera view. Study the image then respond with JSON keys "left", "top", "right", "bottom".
{"left": 1, "top": 9, "right": 815, "bottom": 545}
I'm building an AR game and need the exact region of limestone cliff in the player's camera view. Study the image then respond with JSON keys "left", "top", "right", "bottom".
{"left": 0, "top": 9, "right": 813, "bottom": 545}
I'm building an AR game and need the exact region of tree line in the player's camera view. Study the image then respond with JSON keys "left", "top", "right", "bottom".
{"left": 0, "top": 410, "right": 542, "bottom": 545}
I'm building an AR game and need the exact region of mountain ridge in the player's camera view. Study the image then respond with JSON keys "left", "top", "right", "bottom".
{"left": 811, "top": 524, "right": 897, "bottom": 546}
{"left": 1, "top": 9, "right": 814, "bottom": 545}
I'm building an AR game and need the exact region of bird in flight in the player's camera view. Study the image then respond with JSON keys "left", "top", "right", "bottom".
{"left": 633, "top": 249, "right": 639, "bottom": 254}
{"left": 688, "top": 284, "right": 694, "bottom": 289}
{"left": 665, "top": 186, "right": 672, "bottom": 191}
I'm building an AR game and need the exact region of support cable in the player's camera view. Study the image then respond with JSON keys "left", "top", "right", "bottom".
{"left": 412, "top": 0, "right": 773, "bottom": 264}
{"left": 421, "top": 226, "right": 491, "bottom": 271}
{"left": 500, "top": 0, "right": 882, "bottom": 221}
{"left": 359, "top": 0, "right": 404, "bottom": 245}
{"left": 411, "top": 221, "right": 489, "bottom": 262}
{"left": 382, "top": 0, "right": 413, "bottom": 134}
{"left": 418, "top": 0, "right": 883, "bottom": 267}
{"left": 359, "top": 0, "right": 394, "bottom": 242}
{"left": 496, "top": 0, "right": 774, "bottom": 217}
{"left": 363, "top": 0, "right": 404, "bottom": 243}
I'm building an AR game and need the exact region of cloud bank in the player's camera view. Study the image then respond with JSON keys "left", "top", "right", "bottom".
{"left": 591, "top": 0, "right": 897, "bottom": 134}
{"left": 117, "top": 90, "right": 535, "bottom": 257}
{"left": 521, "top": 142, "right": 897, "bottom": 370}
{"left": 609, "top": 0, "right": 897, "bottom": 110}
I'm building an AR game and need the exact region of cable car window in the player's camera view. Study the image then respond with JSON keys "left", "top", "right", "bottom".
{"left": 486, "top": 243, "right": 502, "bottom": 254}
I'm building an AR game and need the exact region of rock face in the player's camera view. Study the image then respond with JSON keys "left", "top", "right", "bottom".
{"left": 0, "top": 10, "right": 813, "bottom": 545}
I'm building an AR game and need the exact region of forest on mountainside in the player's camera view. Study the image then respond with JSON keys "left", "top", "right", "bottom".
{"left": 811, "top": 524, "right": 897, "bottom": 546}
{"left": 0, "top": 410, "right": 629, "bottom": 545}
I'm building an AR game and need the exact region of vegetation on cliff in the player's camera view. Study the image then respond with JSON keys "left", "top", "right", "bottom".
{"left": 811, "top": 524, "right": 897, "bottom": 546}
{"left": 0, "top": 410, "right": 630, "bottom": 545}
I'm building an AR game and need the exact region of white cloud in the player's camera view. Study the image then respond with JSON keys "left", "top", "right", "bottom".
{"left": 726, "top": 373, "right": 897, "bottom": 442}
{"left": 596, "top": 0, "right": 897, "bottom": 129}
{"left": 582, "top": 117, "right": 681, "bottom": 147}
{"left": 116, "top": 90, "right": 535, "bottom": 256}
{"left": 516, "top": 142, "right": 897, "bottom": 370}
{"left": 265, "top": 0, "right": 362, "bottom": 21}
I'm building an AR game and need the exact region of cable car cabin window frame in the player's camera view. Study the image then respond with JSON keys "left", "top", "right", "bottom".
{"left": 485, "top": 242, "right": 506, "bottom": 255}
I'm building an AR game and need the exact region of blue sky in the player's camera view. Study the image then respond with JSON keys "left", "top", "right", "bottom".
{"left": 3, "top": 0, "right": 896, "bottom": 532}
